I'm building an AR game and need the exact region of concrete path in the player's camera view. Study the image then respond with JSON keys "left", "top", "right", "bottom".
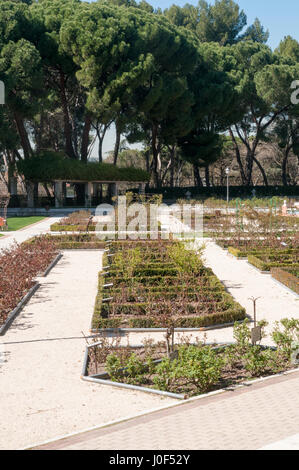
{"left": 0, "top": 250, "right": 174, "bottom": 450}
{"left": 31, "top": 370, "right": 299, "bottom": 450}
{"left": 0, "top": 217, "right": 60, "bottom": 251}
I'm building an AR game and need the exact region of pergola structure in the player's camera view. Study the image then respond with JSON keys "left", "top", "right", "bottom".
{"left": 26, "top": 180, "right": 147, "bottom": 208}
{"left": 53, "top": 180, "right": 146, "bottom": 209}
{"left": 18, "top": 152, "right": 149, "bottom": 209}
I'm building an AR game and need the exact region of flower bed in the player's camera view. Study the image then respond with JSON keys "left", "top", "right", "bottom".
{"left": 84, "top": 319, "right": 299, "bottom": 399}
{"left": 92, "top": 240, "right": 246, "bottom": 330}
{"left": 0, "top": 237, "right": 59, "bottom": 329}
{"left": 271, "top": 267, "right": 299, "bottom": 295}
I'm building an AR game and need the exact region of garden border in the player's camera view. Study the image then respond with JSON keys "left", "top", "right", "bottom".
{"left": 0, "top": 283, "right": 40, "bottom": 336}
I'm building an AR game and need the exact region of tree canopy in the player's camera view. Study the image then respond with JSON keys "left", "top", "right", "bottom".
{"left": 0, "top": 0, "right": 298, "bottom": 193}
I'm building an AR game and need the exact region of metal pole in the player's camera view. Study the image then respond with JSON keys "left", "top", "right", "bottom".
{"left": 227, "top": 173, "right": 229, "bottom": 204}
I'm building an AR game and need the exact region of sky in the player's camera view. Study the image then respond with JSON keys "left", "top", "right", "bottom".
{"left": 87, "top": 0, "right": 299, "bottom": 157}
{"left": 147, "top": 0, "right": 299, "bottom": 51}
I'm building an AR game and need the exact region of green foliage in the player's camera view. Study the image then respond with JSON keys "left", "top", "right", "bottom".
{"left": 271, "top": 318, "right": 299, "bottom": 358}
{"left": 167, "top": 242, "right": 203, "bottom": 274}
{"left": 17, "top": 151, "right": 149, "bottom": 182}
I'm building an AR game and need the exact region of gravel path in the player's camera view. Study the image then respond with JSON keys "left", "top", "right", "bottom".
{"left": 0, "top": 250, "right": 175, "bottom": 450}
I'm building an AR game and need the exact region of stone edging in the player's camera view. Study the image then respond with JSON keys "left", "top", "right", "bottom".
{"left": 42, "top": 253, "right": 63, "bottom": 277}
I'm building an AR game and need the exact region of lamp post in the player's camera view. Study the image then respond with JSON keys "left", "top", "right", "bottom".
{"left": 225, "top": 167, "right": 230, "bottom": 204}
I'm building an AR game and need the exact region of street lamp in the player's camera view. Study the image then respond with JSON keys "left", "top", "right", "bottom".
{"left": 225, "top": 167, "right": 230, "bottom": 204}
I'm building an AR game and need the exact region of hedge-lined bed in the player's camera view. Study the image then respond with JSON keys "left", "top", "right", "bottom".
{"left": 92, "top": 240, "right": 246, "bottom": 330}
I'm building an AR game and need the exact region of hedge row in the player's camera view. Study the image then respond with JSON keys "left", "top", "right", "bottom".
{"left": 101, "top": 300, "right": 239, "bottom": 317}
{"left": 228, "top": 246, "right": 298, "bottom": 259}
{"left": 50, "top": 224, "right": 96, "bottom": 232}
{"left": 137, "top": 185, "right": 299, "bottom": 199}
{"left": 95, "top": 308, "right": 246, "bottom": 329}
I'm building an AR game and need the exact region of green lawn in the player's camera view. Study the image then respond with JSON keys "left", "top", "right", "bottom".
{"left": 6, "top": 216, "right": 46, "bottom": 231}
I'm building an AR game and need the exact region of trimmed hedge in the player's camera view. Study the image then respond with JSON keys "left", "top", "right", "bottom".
{"left": 95, "top": 308, "right": 246, "bottom": 329}
{"left": 271, "top": 268, "right": 299, "bottom": 294}
{"left": 136, "top": 185, "right": 299, "bottom": 199}
{"left": 50, "top": 224, "right": 96, "bottom": 232}
{"left": 18, "top": 151, "right": 149, "bottom": 183}
{"left": 229, "top": 246, "right": 298, "bottom": 259}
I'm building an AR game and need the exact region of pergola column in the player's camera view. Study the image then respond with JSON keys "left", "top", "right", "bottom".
{"left": 139, "top": 183, "right": 146, "bottom": 194}
{"left": 112, "top": 183, "right": 119, "bottom": 199}
{"left": 85, "top": 182, "right": 92, "bottom": 208}
{"left": 54, "top": 181, "right": 63, "bottom": 208}
{"left": 27, "top": 182, "right": 34, "bottom": 209}
{"left": 9, "top": 176, "right": 18, "bottom": 196}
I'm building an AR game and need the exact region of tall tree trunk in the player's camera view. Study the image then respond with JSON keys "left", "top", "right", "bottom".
{"left": 245, "top": 149, "right": 254, "bottom": 186}
{"left": 14, "top": 113, "right": 32, "bottom": 159}
{"left": 193, "top": 164, "right": 203, "bottom": 188}
{"left": 170, "top": 149, "right": 175, "bottom": 188}
{"left": 282, "top": 147, "right": 291, "bottom": 186}
{"left": 229, "top": 128, "right": 246, "bottom": 185}
{"left": 253, "top": 156, "right": 268, "bottom": 186}
{"left": 151, "top": 124, "right": 161, "bottom": 188}
{"left": 113, "top": 123, "right": 121, "bottom": 165}
{"left": 97, "top": 126, "right": 107, "bottom": 163}
{"left": 81, "top": 114, "right": 91, "bottom": 162}
{"left": 205, "top": 166, "right": 210, "bottom": 188}
{"left": 59, "top": 71, "right": 75, "bottom": 158}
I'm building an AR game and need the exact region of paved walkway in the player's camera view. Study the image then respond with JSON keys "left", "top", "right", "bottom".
{"left": 0, "top": 217, "right": 60, "bottom": 251}
{"left": 201, "top": 241, "right": 299, "bottom": 344}
{"left": 31, "top": 370, "right": 299, "bottom": 450}
{"left": 0, "top": 250, "right": 174, "bottom": 450}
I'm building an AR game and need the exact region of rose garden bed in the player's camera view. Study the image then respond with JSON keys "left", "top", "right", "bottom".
{"left": 0, "top": 237, "right": 60, "bottom": 333}
{"left": 83, "top": 319, "right": 299, "bottom": 399}
{"left": 91, "top": 240, "right": 246, "bottom": 330}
